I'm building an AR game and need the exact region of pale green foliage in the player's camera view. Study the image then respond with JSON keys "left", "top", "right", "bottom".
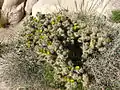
{"left": 85, "top": 23, "right": 120, "bottom": 90}
{"left": 22, "top": 11, "right": 112, "bottom": 90}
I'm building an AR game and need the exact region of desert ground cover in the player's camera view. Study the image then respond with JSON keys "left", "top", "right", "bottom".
{"left": 0, "top": 0, "right": 120, "bottom": 90}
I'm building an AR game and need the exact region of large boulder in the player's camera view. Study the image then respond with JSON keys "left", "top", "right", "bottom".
{"left": 31, "top": 0, "right": 98, "bottom": 17}
{"left": 31, "top": 0, "right": 101, "bottom": 17}
{"left": 32, "top": 0, "right": 61, "bottom": 17}
{"left": 2, "top": 0, "right": 25, "bottom": 9}
{"left": 8, "top": 2, "right": 25, "bottom": 24}
{"left": 25, "top": 0, "right": 38, "bottom": 15}
{"left": 1, "top": 0, "right": 25, "bottom": 24}
{"left": 32, "top": 0, "right": 120, "bottom": 17}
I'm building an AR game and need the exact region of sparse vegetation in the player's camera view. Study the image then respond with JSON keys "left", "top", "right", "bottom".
{"left": 0, "top": 41, "right": 56, "bottom": 90}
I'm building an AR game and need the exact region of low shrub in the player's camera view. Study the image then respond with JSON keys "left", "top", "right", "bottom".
{"left": 85, "top": 23, "right": 120, "bottom": 90}
{"left": 22, "top": 11, "right": 112, "bottom": 90}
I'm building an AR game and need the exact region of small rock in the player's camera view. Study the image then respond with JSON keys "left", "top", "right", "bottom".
{"left": 82, "top": 74, "right": 89, "bottom": 87}
{"left": 79, "top": 68, "right": 84, "bottom": 74}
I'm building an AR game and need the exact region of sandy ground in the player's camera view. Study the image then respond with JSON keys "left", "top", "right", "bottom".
{"left": 0, "top": 16, "right": 26, "bottom": 90}
{"left": 0, "top": 16, "right": 27, "bottom": 44}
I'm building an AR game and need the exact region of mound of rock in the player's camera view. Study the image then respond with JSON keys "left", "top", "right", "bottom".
{"left": 1, "top": 0, "right": 25, "bottom": 24}
{"left": 0, "top": 0, "right": 120, "bottom": 24}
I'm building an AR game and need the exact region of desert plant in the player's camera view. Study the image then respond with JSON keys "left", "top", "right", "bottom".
{"left": 84, "top": 22, "right": 120, "bottom": 90}
{"left": 111, "top": 10, "right": 120, "bottom": 23}
{"left": 22, "top": 11, "right": 112, "bottom": 90}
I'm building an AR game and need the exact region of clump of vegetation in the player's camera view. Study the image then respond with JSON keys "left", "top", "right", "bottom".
{"left": 22, "top": 11, "right": 112, "bottom": 90}
{"left": 111, "top": 10, "right": 120, "bottom": 23}
{"left": 85, "top": 22, "right": 120, "bottom": 90}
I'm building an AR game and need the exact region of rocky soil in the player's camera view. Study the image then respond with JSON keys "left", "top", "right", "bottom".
{"left": 0, "top": 17, "right": 25, "bottom": 90}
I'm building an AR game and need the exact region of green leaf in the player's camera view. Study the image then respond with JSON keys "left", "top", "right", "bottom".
{"left": 51, "top": 20, "right": 56, "bottom": 25}
{"left": 111, "top": 10, "right": 120, "bottom": 23}
{"left": 70, "top": 79, "right": 75, "bottom": 83}
{"left": 57, "top": 15, "right": 61, "bottom": 21}
{"left": 90, "top": 39, "right": 96, "bottom": 48}
{"left": 75, "top": 66, "right": 80, "bottom": 70}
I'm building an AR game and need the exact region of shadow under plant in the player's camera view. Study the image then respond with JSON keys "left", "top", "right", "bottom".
{"left": 0, "top": 10, "right": 119, "bottom": 90}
